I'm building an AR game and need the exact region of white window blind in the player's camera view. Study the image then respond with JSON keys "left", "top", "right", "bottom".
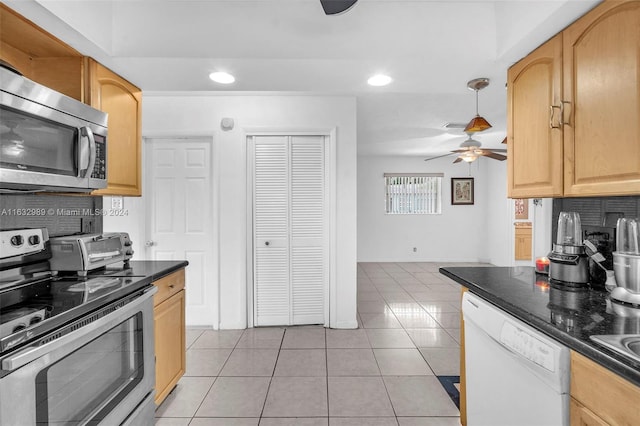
{"left": 384, "top": 173, "right": 443, "bottom": 214}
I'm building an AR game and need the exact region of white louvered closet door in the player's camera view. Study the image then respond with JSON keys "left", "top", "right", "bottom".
{"left": 252, "top": 135, "right": 327, "bottom": 326}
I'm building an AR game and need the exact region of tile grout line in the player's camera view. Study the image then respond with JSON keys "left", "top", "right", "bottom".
{"left": 325, "top": 327, "right": 330, "bottom": 421}
{"left": 257, "top": 327, "right": 286, "bottom": 421}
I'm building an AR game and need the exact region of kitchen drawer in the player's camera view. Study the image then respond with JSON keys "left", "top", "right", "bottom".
{"left": 153, "top": 269, "right": 185, "bottom": 306}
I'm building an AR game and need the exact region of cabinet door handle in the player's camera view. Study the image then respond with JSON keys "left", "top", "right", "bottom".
{"left": 265, "top": 241, "right": 270, "bottom": 246}
{"left": 561, "top": 101, "right": 571, "bottom": 126}
{"left": 549, "top": 105, "right": 562, "bottom": 129}
{"left": 169, "top": 284, "right": 175, "bottom": 289}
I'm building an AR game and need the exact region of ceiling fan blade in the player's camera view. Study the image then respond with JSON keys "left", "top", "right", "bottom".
{"left": 479, "top": 151, "right": 507, "bottom": 161}
{"left": 453, "top": 157, "right": 463, "bottom": 163}
{"left": 320, "top": 0, "right": 358, "bottom": 15}
{"left": 424, "top": 152, "right": 455, "bottom": 162}
{"left": 482, "top": 148, "right": 507, "bottom": 153}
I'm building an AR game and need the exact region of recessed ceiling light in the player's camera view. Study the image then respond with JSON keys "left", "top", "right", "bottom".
{"left": 209, "top": 71, "right": 235, "bottom": 84}
{"left": 367, "top": 74, "right": 392, "bottom": 87}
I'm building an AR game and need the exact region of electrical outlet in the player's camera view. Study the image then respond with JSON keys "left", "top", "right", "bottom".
{"left": 111, "top": 196, "right": 124, "bottom": 210}
{"left": 413, "top": 247, "right": 417, "bottom": 252}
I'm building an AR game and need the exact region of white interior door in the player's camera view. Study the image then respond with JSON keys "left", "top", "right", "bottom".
{"left": 251, "top": 135, "right": 328, "bottom": 327}
{"left": 146, "top": 137, "right": 216, "bottom": 326}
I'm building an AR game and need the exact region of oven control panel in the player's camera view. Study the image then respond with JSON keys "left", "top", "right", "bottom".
{"left": 0, "top": 228, "right": 49, "bottom": 259}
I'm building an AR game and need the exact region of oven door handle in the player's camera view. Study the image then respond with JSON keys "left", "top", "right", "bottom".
{"left": 2, "top": 286, "right": 157, "bottom": 371}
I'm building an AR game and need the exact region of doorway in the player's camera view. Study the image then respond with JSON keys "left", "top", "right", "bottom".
{"left": 145, "top": 137, "right": 217, "bottom": 326}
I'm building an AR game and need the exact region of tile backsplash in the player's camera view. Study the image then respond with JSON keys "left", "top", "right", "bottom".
{"left": 552, "top": 195, "right": 640, "bottom": 248}
{"left": 0, "top": 193, "right": 102, "bottom": 236}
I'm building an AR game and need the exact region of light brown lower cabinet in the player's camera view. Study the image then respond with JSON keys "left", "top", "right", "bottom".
{"left": 515, "top": 226, "right": 532, "bottom": 260}
{"left": 570, "top": 350, "right": 640, "bottom": 425}
{"left": 570, "top": 398, "right": 609, "bottom": 426}
{"left": 153, "top": 269, "right": 186, "bottom": 406}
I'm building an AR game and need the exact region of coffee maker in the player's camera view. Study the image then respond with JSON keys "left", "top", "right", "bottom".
{"left": 548, "top": 211, "right": 590, "bottom": 287}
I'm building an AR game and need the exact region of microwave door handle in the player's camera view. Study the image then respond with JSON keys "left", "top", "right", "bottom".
{"left": 77, "top": 126, "right": 96, "bottom": 178}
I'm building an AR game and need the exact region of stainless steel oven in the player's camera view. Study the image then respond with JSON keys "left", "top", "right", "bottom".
{"left": 0, "top": 66, "right": 107, "bottom": 193}
{"left": 0, "top": 286, "right": 157, "bottom": 426}
{"left": 0, "top": 228, "right": 156, "bottom": 426}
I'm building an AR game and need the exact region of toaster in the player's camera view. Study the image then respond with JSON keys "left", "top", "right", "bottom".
{"left": 49, "top": 232, "right": 133, "bottom": 275}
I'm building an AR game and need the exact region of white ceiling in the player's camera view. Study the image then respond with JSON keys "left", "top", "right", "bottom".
{"left": 7, "top": 0, "right": 600, "bottom": 158}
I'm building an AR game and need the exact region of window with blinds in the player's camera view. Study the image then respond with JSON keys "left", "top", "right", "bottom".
{"left": 384, "top": 173, "right": 443, "bottom": 214}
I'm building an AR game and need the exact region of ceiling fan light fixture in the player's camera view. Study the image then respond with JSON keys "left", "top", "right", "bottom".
{"left": 461, "top": 152, "right": 478, "bottom": 163}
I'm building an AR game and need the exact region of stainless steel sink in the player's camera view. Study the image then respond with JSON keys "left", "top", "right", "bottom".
{"left": 590, "top": 334, "right": 640, "bottom": 363}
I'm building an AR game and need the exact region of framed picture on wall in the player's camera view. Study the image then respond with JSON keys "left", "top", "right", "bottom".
{"left": 451, "top": 177, "right": 474, "bottom": 205}
{"left": 515, "top": 198, "right": 528, "bottom": 219}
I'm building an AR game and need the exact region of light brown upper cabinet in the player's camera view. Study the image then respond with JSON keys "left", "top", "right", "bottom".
{"left": 507, "top": 34, "right": 564, "bottom": 198}
{"left": 86, "top": 60, "right": 142, "bottom": 197}
{"left": 562, "top": 0, "right": 640, "bottom": 196}
{"left": 0, "top": 4, "right": 84, "bottom": 101}
{"left": 0, "top": 5, "right": 143, "bottom": 197}
{"left": 507, "top": 0, "right": 640, "bottom": 198}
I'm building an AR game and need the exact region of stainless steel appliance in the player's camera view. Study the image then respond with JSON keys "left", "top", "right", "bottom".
{"left": 0, "top": 228, "right": 156, "bottom": 425}
{"left": 548, "top": 211, "right": 589, "bottom": 288}
{"left": 611, "top": 218, "right": 640, "bottom": 306}
{"left": 49, "top": 232, "right": 133, "bottom": 276}
{"left": 0, "top": 66, "right": 108, "bottom": 192}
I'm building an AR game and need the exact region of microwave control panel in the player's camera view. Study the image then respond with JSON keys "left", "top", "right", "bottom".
{"left": 92, "top": 134, "right": 107, "bottom": 180}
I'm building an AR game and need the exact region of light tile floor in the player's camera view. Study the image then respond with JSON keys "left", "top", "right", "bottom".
{"left": 155, "top": 262, "right": 487, "bottom": 426}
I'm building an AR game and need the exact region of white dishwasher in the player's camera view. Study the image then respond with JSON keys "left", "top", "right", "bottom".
{"left": 462, "top": 292, "right": 570, "bottom": 426}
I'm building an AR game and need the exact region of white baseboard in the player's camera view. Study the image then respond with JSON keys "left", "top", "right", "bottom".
{"left": 331, "top": 320, "right": 359, "bottom": 329}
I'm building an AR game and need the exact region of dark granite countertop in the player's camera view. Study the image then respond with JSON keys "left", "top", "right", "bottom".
{"left": 90, "top": 260, "right": 189, "bottom": 281}
{"left": 440, "top": 266, "right": 640, "bottom": 387}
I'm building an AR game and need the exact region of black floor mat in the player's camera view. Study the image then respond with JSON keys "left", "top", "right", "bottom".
{"left": 437, "top": 375, "right": 460, "bottom": 409}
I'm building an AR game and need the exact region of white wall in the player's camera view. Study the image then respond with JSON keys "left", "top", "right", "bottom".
{"left": 532, "top": 198, "right": 554, "bottom": 260}
{"left": 484, "top": 160, "right": 512, "bottom": 266}
{"left": 105, "top": 94, "right": 357, "bottom": 330}
{"left": 356, "top": 156, "right": 549, "bottom": 266}
{"left": 357, "top": 156, "right": 492, "bottom": 263}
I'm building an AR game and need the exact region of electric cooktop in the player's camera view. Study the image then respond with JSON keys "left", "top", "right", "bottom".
{"left": 0, "top": 271, "right": 151, "bottom": 354}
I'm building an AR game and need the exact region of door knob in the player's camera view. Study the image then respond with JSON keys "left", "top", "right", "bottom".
{"left": 145, "top": 241, "right": 156, "bottom": 247}
{"left": 265, "top": 241, "right": 270, "bottom": 246}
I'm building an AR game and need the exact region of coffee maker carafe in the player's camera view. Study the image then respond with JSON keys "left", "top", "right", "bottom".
{"left": 548, "top": 211, "right": 590, "bottom": 287}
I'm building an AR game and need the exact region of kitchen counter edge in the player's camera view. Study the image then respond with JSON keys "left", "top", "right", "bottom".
{"left": 440, "top": 266, "right": 640, "bottom": 388}
{"left": 126, "top": 260, "right": 189, "bottom": 281}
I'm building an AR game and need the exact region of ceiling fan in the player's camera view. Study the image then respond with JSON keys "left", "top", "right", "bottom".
{"left": 320, "top": 0, "right": 358, "bottom": 15}
{"left": 424, "top": 133, "right": 507, "bottom": 164}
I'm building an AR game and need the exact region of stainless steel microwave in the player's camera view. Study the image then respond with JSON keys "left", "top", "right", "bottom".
{"left": 0, "top": 66, "right": 108, "bottom": 192}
